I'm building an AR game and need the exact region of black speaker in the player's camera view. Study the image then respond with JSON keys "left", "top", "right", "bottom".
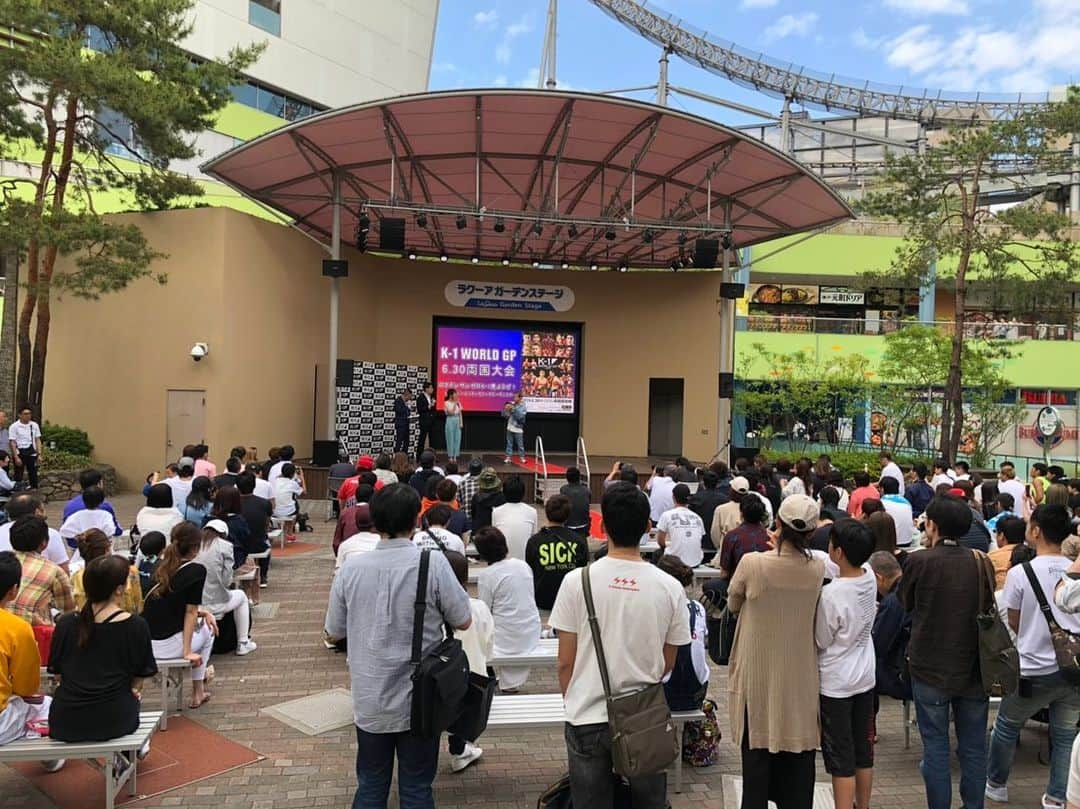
{"left": 693, "top": 239, "right": 719, "bottom": 269}
{"left": 379, "top": 217, "right": 406, "bottom": 251}
{"left": 335, "top": 359, "right": 355, "bottom": 388}
{"left": 719, "top": 372, "right": 735, "bottom": 399}
{"left": 312, "top": 439, "right": 340, "bottom": 467}
{"left": 322, "top": 259, "right": 349, "bottom": 278}
{"left": 720, "top": 282, "right": 745, "bottom": 299}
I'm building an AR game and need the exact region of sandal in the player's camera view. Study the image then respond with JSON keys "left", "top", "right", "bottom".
{"left": 189, "top": 692, "right": 211, "bottom": 709}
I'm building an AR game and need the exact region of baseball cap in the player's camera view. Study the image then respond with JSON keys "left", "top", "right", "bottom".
{"left": 178, "top": 456, "right": 195, "bottom": 471}
{"left": 468, "top": 458, "right": 484, "bottom": 476}
{"left": 204, "top": 518, "right": 229, "bottom": 536}
{"left": 356, "top": 455, "right": 375, "bottom": 471}
{"left": 729, "top": 476, "right": 750, "bottom": 494}
{"left": 948, "top": 487, "right": 967, "bottom": 499}
{"left": 778, "top": 494, "right": 819, "bottom": 532}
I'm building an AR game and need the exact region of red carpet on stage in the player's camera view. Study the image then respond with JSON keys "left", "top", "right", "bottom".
{"left": 511, "top": 457, "right": 568, "bottom": 475}
{"left": 590, "top": 510, "right": 606, "bottom": 540}
{"left": 10, "top": 717, "right": 262, "bottom": 807}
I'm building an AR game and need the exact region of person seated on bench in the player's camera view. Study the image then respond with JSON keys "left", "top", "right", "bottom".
{"left": 61, "top": 469, "right": 122, "bottom": 536}
{"left": 655, "top": 555, "right": 709, "bottom": 711}
{"left": 0, "top": 494, "right": 70, "bottom": 574}
{"left": 59, "top": 486, "right": 121, "bottom": 547}
{"left": 238, "top": 472, "right": 273, "bottom": 590}
{"left": 525, "top": 494, "right": 588, "bottom": 611}
{"left": 136, "top": 532, "right": 167, "bottom": 598}
{"left": 179, "top": 476, "right": 214, "bottom": 527}
{"left": 48, "top": 554, "right": 157, "bottom": 758}
{"left": 272, "top": 463, "right": 304, "bottom": 543}
{"left": 0, "top": 550, "right": 61, "bottom": 771}
{"left": 136, "top": 484, "right": 184, "bottom": 539}
{"left": 434, "top": 478, "right": 470, "bottom": 537}
{"left": 414, "top": 505, "right": 465, "bottom": 555}
{"left": 9, "top": 515, "right": 76, "bottom": 630}
{"left": 474, "top": 526, "right": 540, "bottom": 693}
{"left": 71, "top": 529, "right": 142, "bottom": 615}
{"left": 334, "top": 486, "right": 376, "bottom": 559}
{"left": 195, "top": 521, "right": 256, "bottom": 656}
{"left": 141, "top": 524, "right": 217, "bottom": 709}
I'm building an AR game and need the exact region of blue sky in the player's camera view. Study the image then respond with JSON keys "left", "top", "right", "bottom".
{"left": 430, "top": 0, "right": 1080, "bottom": 124}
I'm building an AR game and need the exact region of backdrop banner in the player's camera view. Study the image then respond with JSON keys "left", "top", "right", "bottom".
{"left": 335, "top": 361, "right": 429, "bottom": 457}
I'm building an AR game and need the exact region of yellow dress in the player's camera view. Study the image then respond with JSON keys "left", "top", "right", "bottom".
{"left": 71, "top": 566, "right": 144, "bottom": 615}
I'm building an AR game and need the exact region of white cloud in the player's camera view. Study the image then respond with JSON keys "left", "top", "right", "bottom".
{"left": 490, "top": 14, "right": 533, "bottom": 68}
{"left": 883, "top": 0, "right": 970, "bottom": 15}
{"left": 885, "top": 24, "right": 944, "bottom": 73}
{"left": 495, "top": 42, "right": 512, "bottom": 64}
{"left": 518, "top": 67, "right": 542, "bottom": 88}
{"left": 473, "top": 9, "right": 498, "bottom": 29}
{"left": 507, "top": 17, "right": 532, "bottom": 38}
{"left": 764, "top": 12, "right": 819, "bottom": 40}
{"left": 739, "top": 0, "right": 779, "bottom": 8}
{"left": 852, "top": 27, "right": 885, "bottom": 50}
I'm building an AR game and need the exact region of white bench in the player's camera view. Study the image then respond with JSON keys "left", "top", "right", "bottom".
{"left": 486, "top": 693, "right": 704, "bottom": 793}
{"left": 0, "top": 711, "right": 162, "bottom": 809}
{"left": 488, "top": 637, "right": 559, "bottom": 667}
{"left": 40, "top": 661, "right": 190, "bottom": 731}
{"left": 270, "top": 519, "right": 286, "bottom": 550}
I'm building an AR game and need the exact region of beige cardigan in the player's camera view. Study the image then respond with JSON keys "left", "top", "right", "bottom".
{"left": 727, "top": 545, "right": 824, "bottom": 753}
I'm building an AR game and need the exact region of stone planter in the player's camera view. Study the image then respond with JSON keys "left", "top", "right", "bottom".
{"left": 36, "top": 464, "right": 118, "bottom": 504}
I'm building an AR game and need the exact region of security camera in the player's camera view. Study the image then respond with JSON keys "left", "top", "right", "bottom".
{"left": 190, "top": 342, "right": 209, "bottom": 362}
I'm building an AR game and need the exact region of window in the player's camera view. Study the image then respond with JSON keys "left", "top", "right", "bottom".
{"left": 248, "top": 0, "right": 281, "bottom": 36}
{"left": 228, "top": 79, "right": 324, "bottom": 122}
{"left": 94, "top": 108, "right": 141, "bottom": 160}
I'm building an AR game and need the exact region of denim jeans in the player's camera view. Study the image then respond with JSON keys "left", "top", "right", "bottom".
{"left": 353, "top": 726, "right": 439, "bottom": 809}
{"left": 911, "top": 677, "right": 989, "bottom": 809}
{"left": 564, "top": 722, "right": 667, "bottom": 809}
{"left": 987, "top": 671, "right": 1080, "bottom": 802}
{"left": 505, "top": 430, "right": 525, "bottom": 457}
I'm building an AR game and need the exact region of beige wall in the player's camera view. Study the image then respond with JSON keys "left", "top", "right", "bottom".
{"left": 43, "top": 208, "right": 725, "bottom": 488}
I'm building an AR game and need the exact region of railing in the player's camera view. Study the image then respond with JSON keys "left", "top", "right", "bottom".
{"left": 534, "top": 436, "right": 548, "bottom": 505}
{"left": 741, "top": 315, "right": 1077, "bottom": 341}
{"left": 576, "top": 436, "right": 591, "bottom": 482}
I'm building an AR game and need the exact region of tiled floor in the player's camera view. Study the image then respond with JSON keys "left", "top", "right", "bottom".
{"left": 0, "top": 494, "right": 1060, "bottom": 808}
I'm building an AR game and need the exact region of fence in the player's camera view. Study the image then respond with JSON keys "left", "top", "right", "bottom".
{"left": 740, "top": 315, "right": 1077, "bottom": 341}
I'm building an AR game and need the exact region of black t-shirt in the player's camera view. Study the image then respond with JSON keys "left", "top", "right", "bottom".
{"left": 689, "top": 488, "right": 729, "bottom": 548}
{"left": 213, "top": 473, "right": 239, "bottom": 489}
{"left": 525, "top": 525, "right": 589, "bottom": 610}
{"left": 471, "top": 491, "right": 506, "bottom": 531}
{"left": 559, "top": 482, "right": 592, "bottom": 529}
{"left": 141, "top": 562, "right": 207, "bottom": 640}
{"left": 810, "top": 524, "right": 833, "bottom": 553}
{"left": 241, "top": 494, "right": 272, "bottom": 550}
{"left": 48, "top": 611, "right": 158, "bottom": 742}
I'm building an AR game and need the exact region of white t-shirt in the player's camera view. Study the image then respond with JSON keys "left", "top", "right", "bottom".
{"left": 549, "top": 557, "right": 691, "bottom": 726}
{"left": 335, "top": 531, "right": 381, "bottom": 568}
{"left": 8, "top": 420, "right": 40, "bottom": 450}
{"left": 413, "top": 527, "right": 466, "bottom": 555}
{"left": 999, "top": 478, "right": 1027, "bottom": 514}
{"left": 880, "top": 462, "right": 905, "bottom": 496}
{"left": 59, "top": 509, "right": 117, "bottom": 541}
{"left": 458, "top": 598, "right": 495, "bottom": 674}
{"left": 272, "top": 477, "right": 303, "bottom": 517}
{"left": 477, "top": 558, "right": 541, "bottom": 660}
{"left": 656, "top": 506, "right": 705, "bottom": 567}
{"left": 162, "top": 476, "right": 193, "bottom": 507}
{"left": 647, "top": 476, "right": 677, "bottom": 524}
{"left": 253, "top": 477, "right": 274, "bottom": 502}
{"left": 1003, "top": 554, "right": 1080, "bottom": 676}
{"left": 930, "top": 472, "right": 955, "bottom": 490}
{"left": 814, "top": 569, "right": 878, "bottom": 697}
{"left": 267, "top": 460, "right": 288, "bottom": 484}
{"left": 661, "top": 598, "right": 710, "bottom": 689}
{"left": 0, "top": 523, "right": 68, "bottom": 566}
{"left": 809, "top": 549, "right": 841, "bottom": 581}
{"left": 881, "top": 495, "right": 915, "bottom": 548}
{"left": 492, "top": 502, "right": 539, "bottom": 561}
{"left": 135, "top": 506, "right": 183, "bottom": 539}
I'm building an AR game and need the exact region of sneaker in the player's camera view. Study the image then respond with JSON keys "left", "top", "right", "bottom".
{"left": 137, "top": 740, "right": 151, "bottom": 761}
{"left": 259, "top": 582, "right": 268, "bottom": 589}
{"left": 985, "top": 781, "right": 1008, "bottom": 803}
{"left": 41, "top": 759, "right": 65, "bottom": 773}
{"left": 503, "top": 457, "right": 511, "bottom": 464}
{"left": 519, "top": 456, "right": 527, "bottom": 464}
{"left": 1043, "top": 795, "right": 1065, "bottom": 809}
{"left": 450, "top": 742, "right": 483, "bottom": 773}
{"left": 236, "top": 639, "right": 258, "bottom": 656}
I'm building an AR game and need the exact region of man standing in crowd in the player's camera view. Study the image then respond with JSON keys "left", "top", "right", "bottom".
{"left": 393, "top": 390, "right": 413, "bottom": 455}
{"left": 901, "top": 495, "right": 989, "bottom": 809}
{"left": 986, "top": 505, "right": 1080, "bottom": 809}
{"left": 878, "top": 451, "right": 905, "bottom": 496}
{"left": 954, "top": 461, "right": 971, "bottom": 482}
{"left": 325, "top": 484, "right": 472, "bottom": 809}
{"left": 999, "top": 462, "right": 1028, "bottom": 517}
{"left": 930, "top": 459, "right": 955, "bottom": 491}
{"left": 550, "top": 483, "right": 690, "bottom": 807}
{"left": 503, "top": 392, "right": 528, "bottom": 465}
{"left": 905, "top": 463, "right": 935, "bottom": 519}
{"left": 415, "top": 382, "right": 435, "bottom": 460}
{"left": 8, "top": 407, "right": 42, "bottom": 490}
{"left": 656, "top": 484, "right": 705, "bottom": 568}
{"left": 559, "top": 467, "right": 592, "bottom": 536}
{"left": 525, "top": 495, "right": 588, "bottom": 611}
{"left": 879, "top": 477, "right": 914, "bottom": 548}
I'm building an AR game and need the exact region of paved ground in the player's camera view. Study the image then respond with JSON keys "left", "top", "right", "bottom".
{"left": 0, "top": 493, "right": 1061, "bottom": 808}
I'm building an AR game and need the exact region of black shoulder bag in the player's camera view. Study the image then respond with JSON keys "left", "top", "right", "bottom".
{"left": 409, "top": 550, "right": 471, "bottom": 738}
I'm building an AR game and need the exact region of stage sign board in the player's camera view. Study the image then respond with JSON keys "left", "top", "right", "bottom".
{"left": 445, "top": 280, "right": 575, "bottom": 312}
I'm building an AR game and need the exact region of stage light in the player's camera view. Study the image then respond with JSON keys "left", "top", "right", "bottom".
{"left": 532, "top": 221, "right": 543, "bottom": 236}
{"left": 677, "top": 231, "right": 687, "bottom": 245}
{"left": 567, "top": 224, "right": 579, "bottom": 239}
{"left": 357, "top": 212, "right": 370, "bottom": 233}
{"left": 456, "top": 214, "right": 467, "bottom": 230}
{"left": 416, "top": 212, "right": 428, "bottom": 228}
{"left": 604, "top": 227, "right": 616, "bottom": 241}
{"left": 561, "top": 261, "right": 570, "bottom": 270}
{"left": 440, "top": 253, "right": 449, "bottom": 262}
{"left": 720, "top": 232, "right": 734, "bottom": 250}
{"left": 589, "top": 261, "right": 599, "bottom": 271}
{"left": 408, "top": 250, "right": 417, "bottom": 260}
{"left": 494, "top": 217, "right": 506, "bottom": 233}
{"left": 471, "top": 256, "right": 480, "bottom": 264}
{"left": 501, "top": 256, "right": 511, "bottom": 266}
{"left": 642, "top": 228, "right": 654, "bottom": 244}
{"left": 532, "top": 260, "right": 540, "bottom": 268}
{"left": 617, "top": 259, "right": 629, "bottom": 273}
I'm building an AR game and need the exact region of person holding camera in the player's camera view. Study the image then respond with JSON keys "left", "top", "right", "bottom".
{"left": 503, "top": 392, "right": 527, "bottom": 465}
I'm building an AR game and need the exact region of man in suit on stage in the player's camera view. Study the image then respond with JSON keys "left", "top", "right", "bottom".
{"left": 415, "top": 382, "right": 436, "bottom": 460}
{"left": 393, "top": 389, "right": 413, "bottom": 454}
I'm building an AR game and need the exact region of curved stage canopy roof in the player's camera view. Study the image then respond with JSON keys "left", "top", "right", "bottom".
{"left": 202, "top": 89, "right": 852, "bottom": 270}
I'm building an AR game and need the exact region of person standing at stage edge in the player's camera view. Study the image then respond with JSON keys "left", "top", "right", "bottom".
{"left": 415, "top": 382, "right": 435, "bottom": 461}
{"left": 393, "top": 389, "right": 413, "bottom": 455}
{"left": 503, "top": 391, "right": 527, "bottom": 465}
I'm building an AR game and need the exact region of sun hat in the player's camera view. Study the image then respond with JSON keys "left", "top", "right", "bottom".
{"left": 478, "top": 468, "right": 502, "bottom": 492}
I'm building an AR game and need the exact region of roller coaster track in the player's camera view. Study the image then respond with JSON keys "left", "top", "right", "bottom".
{"left": 589, "top": 0, "right": 1055, "bottom": 124}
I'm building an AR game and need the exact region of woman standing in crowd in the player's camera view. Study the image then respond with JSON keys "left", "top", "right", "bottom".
{"left": 181, "top": 476, "right": 214, "bottom": 526}
{"left": 444, "top": 388, "right": 463, "bottom": 464}
{"left": 136, "top": 483, "right": 184, "bottom": 537}
{"left": 783, "top": 459, "right": 814, "bottom": 499}
{"left": 728, "top": 494, "right": 826, "bottom": 809}
{"left": 141, "top": 523, "right": 217, "bottom": 709}
{"left": 48, "top": 555, "right": 157, "bottom": 747}
{"left": 70, "top": 529, "right": 142, "bottom": 615}
{"left": 474, "top": 526, "right": 540, "bottom": 693}
{"left": 195, "top": 521, "right": 256, "bottom": 656}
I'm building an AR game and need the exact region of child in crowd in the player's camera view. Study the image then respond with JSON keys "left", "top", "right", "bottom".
{"left": 0, "top": 551, "right": 62, "bottom": 770}
{"left": 444, "top": 550, "right": 493, "bottom": 774}
{"left": 815, "top": 518, "right": 878, "bottom": 809}
{"left": 136, "top": 531, "right": 167, "bottom": 597}
{"left": 272, "top": 463, "right": 305, "bottom": 542}
{"left": 657, "top": 554, "right": 710, "bottom": 711}
{"left": 59, "top": 486, "right": 119, "bottom": 546}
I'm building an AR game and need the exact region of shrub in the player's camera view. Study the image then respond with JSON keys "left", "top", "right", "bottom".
{"left": 41, "top": 422, "right": 93, "bottom": 456}
{"left": 39, "top": 451, "right": 94, "bottom": 472}
{"left": 761, "top": 448, "right": 933, "bottom": 483}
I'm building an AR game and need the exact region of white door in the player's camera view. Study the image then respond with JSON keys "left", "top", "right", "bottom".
{"left": 166, "top": 389, "right": 205, "bottom": 465}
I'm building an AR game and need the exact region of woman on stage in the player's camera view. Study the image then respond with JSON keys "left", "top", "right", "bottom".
{"left": 444, "top": 388, "right": 463, "bottom": 463}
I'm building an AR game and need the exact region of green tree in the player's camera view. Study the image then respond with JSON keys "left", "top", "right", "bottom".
{"left": 0, "top": 0, "right": 262, "bottom": 415}
{"left": 858, "top": 92, "right": 1080, "bottom": 461}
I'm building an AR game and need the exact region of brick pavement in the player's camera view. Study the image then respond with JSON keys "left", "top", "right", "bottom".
{"left": 0, "top": 494, "right": 1059, "bottom": 808}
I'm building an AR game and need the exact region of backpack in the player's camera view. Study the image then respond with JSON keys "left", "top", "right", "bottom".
{"left": 663, "top": 601, "right": 709, "bottom": 711}
{"left": 681, "top": 698, "right": 721, "bottom": 767}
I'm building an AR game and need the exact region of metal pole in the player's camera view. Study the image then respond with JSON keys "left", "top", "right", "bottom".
{"left": 1071, "top": 134, "right": 1080, "bottom": 222}
{"left": 328, "top": 173, "right": 341, "bottom": 442}
{"left": 779, "top": 96, "right": 793, "bottom": 156}
{"left": 657, "top": 47, "right": 670, "bottom": 106}
{"left": 717, "top": 247, "right": 735, "bottom": 456}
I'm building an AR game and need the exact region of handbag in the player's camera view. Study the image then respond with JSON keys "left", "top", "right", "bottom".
{"left": 972, "top": 550, "right": 1020, "bottom": 698}
{"left": 581, "top": 563, "right": 679, "bottom": 779}
{"left": 537, "top": 774, "right": 633, "bottom": 809}
{"left": 447, "top": 670, "right": 498, "bottom": 741}
{"left": 409, "top": 550, "right": 471, "bottom": 738}
{"left": 1022, "top": 562, "right": 1080, "bottom": 686}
